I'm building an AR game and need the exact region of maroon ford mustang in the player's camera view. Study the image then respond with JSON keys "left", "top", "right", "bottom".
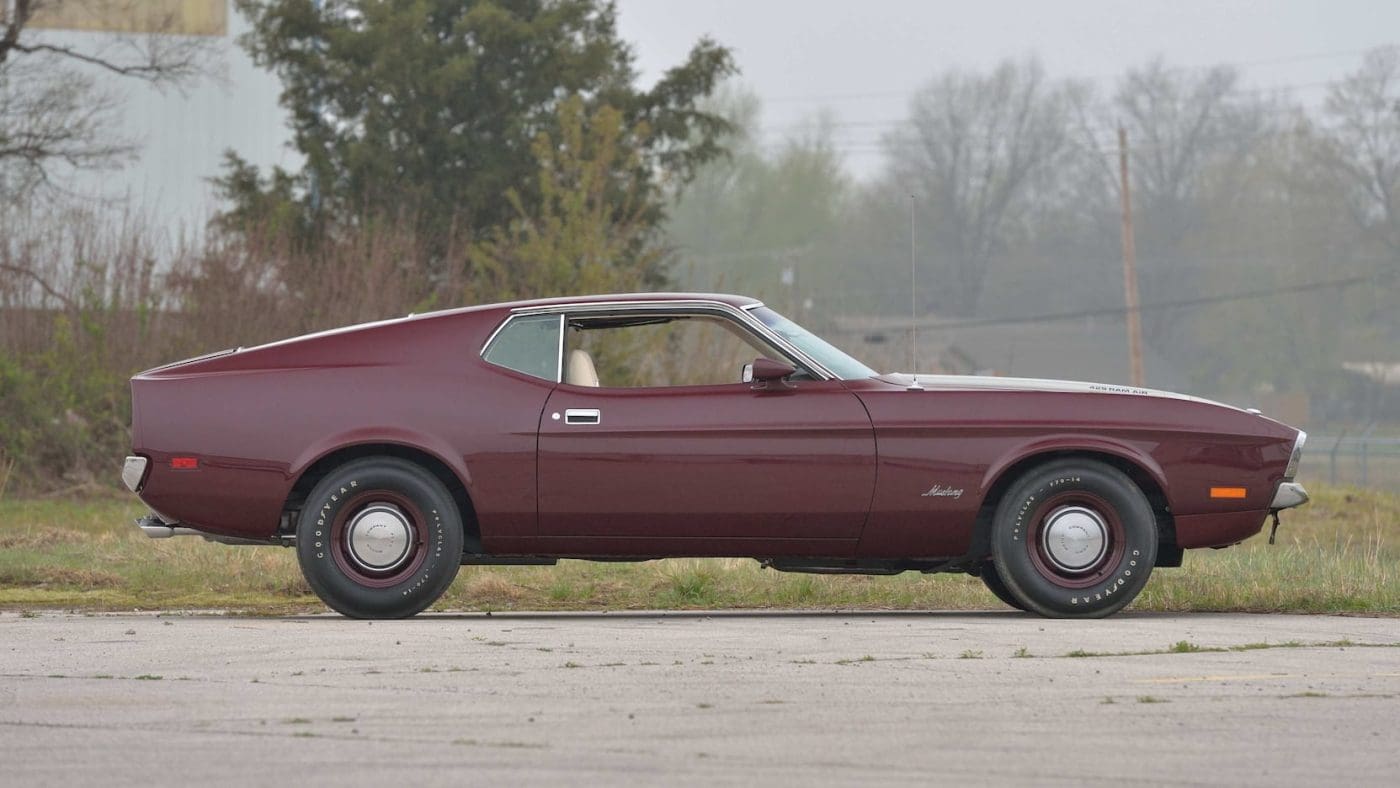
{"left": 122, "top": 293, "right": 1309, "bottom": 619}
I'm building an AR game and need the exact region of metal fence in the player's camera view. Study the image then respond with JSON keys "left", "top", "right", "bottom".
{"left": 1304, "top": 434, "right": 1400, "bottom": 491}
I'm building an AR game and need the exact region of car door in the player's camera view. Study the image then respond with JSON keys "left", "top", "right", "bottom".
{"left": 535, "top": 307, "right": 877, "bottom": 556}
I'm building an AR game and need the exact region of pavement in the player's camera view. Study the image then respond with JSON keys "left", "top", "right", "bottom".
{"left": 2, "top": 610, "right": 1399, "bottom": 786}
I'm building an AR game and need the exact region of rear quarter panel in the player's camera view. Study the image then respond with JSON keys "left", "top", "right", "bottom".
{"left": 131, "top": 308, "right": 550, "bottom": 543}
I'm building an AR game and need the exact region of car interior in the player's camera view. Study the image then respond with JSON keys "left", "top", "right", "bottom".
{"left": 565, "top": 312, "right": 802, "bottom": 388}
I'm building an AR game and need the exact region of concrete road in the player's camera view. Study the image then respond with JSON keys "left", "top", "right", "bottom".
{"left": 2, "top": 611, "right": 1398, "bottom": 786}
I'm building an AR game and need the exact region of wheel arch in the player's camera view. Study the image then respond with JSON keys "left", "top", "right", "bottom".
{"left": 968, "top": 444, "right": 1178, "bottom": 566}
{"left": 282, "top": 440, "right": 481, "bottom": 553}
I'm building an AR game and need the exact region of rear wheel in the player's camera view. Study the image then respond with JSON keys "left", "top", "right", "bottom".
{"left": 990, "top": 459, "right": 1157, "bottom": 618}
{"left": 296, "top": 457, "right": 463, "bottom": 619}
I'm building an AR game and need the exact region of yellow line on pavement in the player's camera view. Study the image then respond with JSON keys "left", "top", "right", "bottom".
{"left": 1137, "top": 672, "right": 1400, "bottom": 684}
{"left": 1136, "top": 674, "right": 1295, "bottom": 683}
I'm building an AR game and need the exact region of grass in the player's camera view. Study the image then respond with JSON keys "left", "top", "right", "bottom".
{"left": 0, "top": 484, "right": 1396, "bottom": 615}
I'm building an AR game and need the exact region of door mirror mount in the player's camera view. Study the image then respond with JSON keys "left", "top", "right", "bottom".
{"left": 748, "top": 357, "right": 797, "bottom": 389}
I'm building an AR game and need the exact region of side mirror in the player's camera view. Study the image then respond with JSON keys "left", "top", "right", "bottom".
{"left": 747, "top": 357, "right": 797, "bottom": 387}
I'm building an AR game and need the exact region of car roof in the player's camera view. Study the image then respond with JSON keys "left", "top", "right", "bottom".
{"left": 232, "top": 293, "right": 764, "bottom": 355}
{"left": 482, "top": 292, "right": 762, "bottom": 312}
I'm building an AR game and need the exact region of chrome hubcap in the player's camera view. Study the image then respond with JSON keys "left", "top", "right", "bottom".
{"left": 1041, "top": 505, "right": 1108, "bottom": 573}
{"left": 346, "top": 504, "right": 414, "bottom": 572}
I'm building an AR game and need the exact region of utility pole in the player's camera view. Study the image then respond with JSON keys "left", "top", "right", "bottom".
{"left": 1117, "top": 126, "right": 1145, "bottom": 388}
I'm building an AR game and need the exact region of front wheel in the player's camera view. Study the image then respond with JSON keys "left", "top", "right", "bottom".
{"left": 296, "top": 457, "right": 463, "bottom": 619}
{"left": 977, "top": 563, "right": 1028, "bottom": 612}
{"left": 990, "top": 459, "right": 1157, "bottom": 618}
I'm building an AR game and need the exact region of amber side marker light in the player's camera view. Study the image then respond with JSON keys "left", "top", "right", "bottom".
{"left": 1210, "top": 487, "right": 1247, "bottom": 499}
{"left": 170, "top": 457, "right": 199, "bottom": 470}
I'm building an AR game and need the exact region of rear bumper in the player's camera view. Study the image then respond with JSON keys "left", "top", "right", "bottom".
{"left": 121, "top": 455, "right": 148, "bottom": 493}
{"left": 1271, "top": 481, "right": 1309, "bottom": 510}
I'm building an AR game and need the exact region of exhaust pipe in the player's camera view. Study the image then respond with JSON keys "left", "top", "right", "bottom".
{"left": 136, "top": 515, "right": 205, "bottom": 539}
{"left": 135, "top": 514, "right": 293, "bottom": 546}
{"left": 139, "top": 524, "right": 209, "bottom": 539}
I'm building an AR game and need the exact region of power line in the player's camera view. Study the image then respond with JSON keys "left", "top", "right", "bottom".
{"left": 762, "top": 45, "right": 1392, "bottom": 105}
{"left": 750, "top": 257, "right": 1393, "bottom": 302}
{"left": 924, "top": 272, "right": 1394, "bottom": 331}
{"left": 751, "top": 115, "right": 1337, "bottom": 161}
{"left": 757, "top": 81, "right": 1337, "bottom": 142}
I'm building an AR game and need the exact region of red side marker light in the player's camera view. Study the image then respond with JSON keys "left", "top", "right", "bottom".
{"left": 171, "top": 457, "right": 199, "bottom": 470}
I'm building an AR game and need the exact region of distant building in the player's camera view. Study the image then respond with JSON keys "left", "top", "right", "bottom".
{"left": 13, "top": 0, "right": 293, "bottom": 233}
{"left": 1342, "top": 362, "right": 1400, "bottom": 387}
{"left": 23, "top": 0, "right": 228, "bottom": 36}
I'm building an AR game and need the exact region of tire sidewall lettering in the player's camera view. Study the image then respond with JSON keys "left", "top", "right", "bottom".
{"left": 1065, "top": 548, "right": 1142, "bottom": 606}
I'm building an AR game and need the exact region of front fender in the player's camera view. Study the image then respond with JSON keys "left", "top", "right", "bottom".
{"left": 977, "top": 433, "right": 1173, "bottom": 512}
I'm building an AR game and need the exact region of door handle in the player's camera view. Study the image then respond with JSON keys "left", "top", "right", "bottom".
{"left": 564, "top": 408, "right": 601, "bottom": 425}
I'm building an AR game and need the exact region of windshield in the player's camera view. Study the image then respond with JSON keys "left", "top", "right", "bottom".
{"left": 749, "top": 306, "right": 877, "bottom": 380}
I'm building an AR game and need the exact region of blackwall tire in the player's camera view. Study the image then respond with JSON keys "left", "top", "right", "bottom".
{"left": 296, "top": 457, "right": 463, "bottom": 619}
{"left": 990, "top": 459, "right": 1156, "bottom": 619}
{"left": 978, "top": 563, "right": 1028, "bottom": 611}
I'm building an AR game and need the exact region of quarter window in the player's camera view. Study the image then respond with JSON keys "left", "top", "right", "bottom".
{"left": 483, "top": 314, "right": 561, "bottom": 381}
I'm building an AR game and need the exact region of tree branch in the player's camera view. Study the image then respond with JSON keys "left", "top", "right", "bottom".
{"left": 13, "top": 41, "right": 172, "bottom": 81}
{"left": 0, "top": 262, "right": 74, "bottom": 309}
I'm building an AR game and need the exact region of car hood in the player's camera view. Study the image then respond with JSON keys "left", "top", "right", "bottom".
{"left": 878, "top": 372, "right": 1244, "bottom": 411}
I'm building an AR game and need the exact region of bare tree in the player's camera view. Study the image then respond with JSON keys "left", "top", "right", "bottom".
{"left": 0, "top": 0, "right": 208, "bottom": 199}
{"left": 1070, "top": 60, "right": 1276, "bottom": 349}
{"left": 881, "top": 59, "right": 1073, "bottom": 315}
{"left": 1323, "top": 46, "right": 1400, "bottom": 257}
{"left": 1115, "top": 61, "right": 1271, "bottom": 236}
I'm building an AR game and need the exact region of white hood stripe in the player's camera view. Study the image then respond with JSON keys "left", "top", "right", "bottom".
{"left": 887, "top": 373, "right": 1234, "bottom": 410}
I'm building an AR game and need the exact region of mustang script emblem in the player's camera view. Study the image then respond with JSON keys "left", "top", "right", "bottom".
{"left": 921, "top": 484, "right": 964, "bottom": 499}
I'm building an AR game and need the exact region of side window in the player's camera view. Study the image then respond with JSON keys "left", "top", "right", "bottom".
{"left": 565, "top": 314, "right": 794, "bottom": 388}
{"left": 483, "top": 314, "right": 561, "bottom": 381}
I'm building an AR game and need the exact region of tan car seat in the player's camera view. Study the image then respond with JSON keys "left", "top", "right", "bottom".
{"left": 566, "top": 349, "right": 600, "bottom": 387}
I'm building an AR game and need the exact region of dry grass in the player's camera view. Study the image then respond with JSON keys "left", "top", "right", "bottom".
{"left": 0, "top": 485, "right": 1395, "bottom": 615}
{"left": 0, "top": 209, "right": 474, "bottom": 495}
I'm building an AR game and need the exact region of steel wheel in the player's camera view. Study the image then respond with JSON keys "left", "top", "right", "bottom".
{"left": 1026, "top": 493, "right": 1126, "bottom": 589}
{"left": 329, "top": 493, "right": 428, "bottom": 588}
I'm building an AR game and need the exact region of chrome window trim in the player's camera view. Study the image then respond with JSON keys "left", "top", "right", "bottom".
{"left": 479, "top": 312, "right": 566, "bottom": 383}
{"left": 506, "top": 299, "right": 837, "bottom": 381}
{"left": 554, "top": 312, "right": 565, "bottom": 383}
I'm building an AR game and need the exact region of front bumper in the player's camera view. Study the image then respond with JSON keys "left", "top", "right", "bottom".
{"left": 1271, "top": 481, "right": 1309, "bottom": 510}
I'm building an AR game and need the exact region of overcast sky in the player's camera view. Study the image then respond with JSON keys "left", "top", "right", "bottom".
{"left": 617, "top": 0, "right": 1400, "bottom": 177}
{"left": 67, "top": 1, "right": 1400, "bottom": 228}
